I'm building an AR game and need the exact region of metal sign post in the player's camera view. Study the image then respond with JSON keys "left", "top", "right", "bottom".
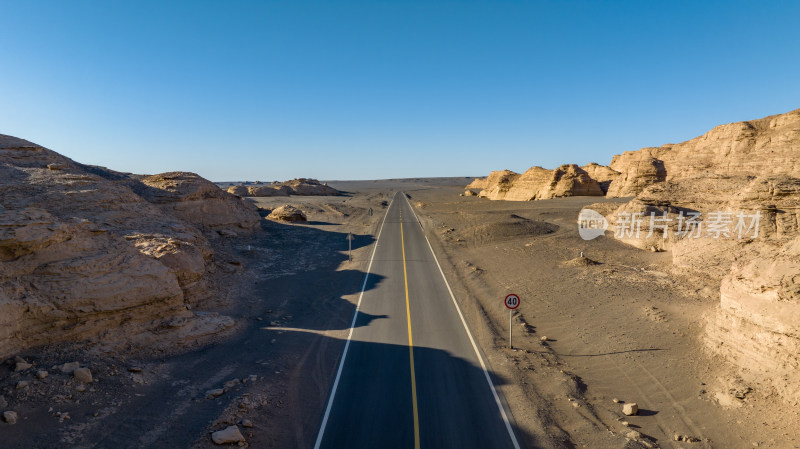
{"left": 346, "top": 232, "right": 354, "bottom": 261}
{"left": 504, "top": 294, "right": 520, "bottom": 349}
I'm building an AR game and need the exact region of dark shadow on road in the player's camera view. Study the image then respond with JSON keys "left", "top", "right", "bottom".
{"left": 32, "top": 215, "right": 391, "bottom": 449}
{"left": 261, "top": 331, "right": 542, "bottom": 449}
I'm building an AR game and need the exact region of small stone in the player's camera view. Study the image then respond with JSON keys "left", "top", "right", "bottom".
{"left": 540, "top": 336, "right": 549, "bottom": 342}
{"left": 572, "top": 402, "right": 580, "bottom": 408}
{"left": 14, "top": 362, "right": 33, "bottom": 371}
{"left": 211, "top": 425, "right": 246, "bottom": 444}
{"left": 224, "top": 379, "right": 241, "bottom": 390}
{"left": 673, "top": 434, "right": 682, "bottom": 441}
{"left": 621, "top": 421, "right": 629, "bottom": 427}
{"left": 14, "top": 356, "right": 27, "bottom": 364}
{"left": 612, "top": 398, "right": 620, "bottom": 403}
{"left": 76, "top": 384, "right": 86, "bottom": 392}
{"left": 36, "top": 370, "right": 49, "bottom": 380}
{"left": 3, "top": 411, "right": 18, "bottom": 424}
{"left": 58, "top": 362, "right": 81, "bottom": 374}
{"left": 622, "top": 402, "right": 639, "bottom": 416}
{"left": 73, "top": 367, "right": 93, "bottom": 383}
{"left": 626, "top": 430, "right": 642, "bottom": 440}
{"left": 0, "top": 396, "right": 7, "bottom": 409}
{"left": 16, "top": 381, "right": 29, "bottom": 389}
{"left": 241, "top": 419, "right": 253, "bottom": 428}
{"left": 247, "top": 375, "right": 258, "bottom": 383}
{"left": 206, "top": 389, "right": 225, "bottom": 399}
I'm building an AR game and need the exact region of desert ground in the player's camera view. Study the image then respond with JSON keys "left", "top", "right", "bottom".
{"left": 4, "top": 176, "right": 796, "bottom": 448}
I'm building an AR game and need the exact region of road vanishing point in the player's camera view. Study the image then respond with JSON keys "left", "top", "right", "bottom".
{"left": 314, "top": 192, "right": 522, "bottom": 449}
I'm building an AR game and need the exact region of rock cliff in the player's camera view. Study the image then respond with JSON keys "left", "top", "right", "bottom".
{"left": 606, "top": 108, "right": 800, "bottom": 197}
{"left": 469, "top": 108, "right": 800, "bottom": 201}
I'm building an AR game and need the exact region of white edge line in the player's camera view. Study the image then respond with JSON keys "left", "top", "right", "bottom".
{"left": 313, "top": 194, "right": 395, "bottom": 449}
{"left": 403, "top": 193, "right": 522, "bottom": 449}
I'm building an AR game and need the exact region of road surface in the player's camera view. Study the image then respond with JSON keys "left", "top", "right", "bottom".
{"left": 315, "top": 192, "right": 522, "bottom": 449}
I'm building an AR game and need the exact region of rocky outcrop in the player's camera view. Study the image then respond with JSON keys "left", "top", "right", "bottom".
{"left": 0, "top": 134, "right": 251, "bottom": 359}
{"left": 226, "top": 185, "right": 249, "bottom": 196}
{"left": 606, "top": 108, "right": 800, "bottom": 197}
{"left": 284, "top": 178, "right": 339, "bottom": 196}
{"left": 606, "top": 152, "right": 666, "bottom": 197}
{"left": 138, "top": 172, "right": 261, "bottom": 234}
{"left": 226, "top": 178, "right": 340, "bottom": 197}
{"left": 247, "top": 185, "right": 291, "bottom": 197}
{"left": 581, "top": 163, "right": 620, "bottom": 194}
{"left": 474, "top": 170, "right": 520, "bottom": 200}
{"left": 706, "top": 237, "right": 800, "bottom": 404}
{"left": 475, "top": 165, "right": 603, "bottom": 201}
{"left": 595, "top": 172, "right": 800, "bottom": 403}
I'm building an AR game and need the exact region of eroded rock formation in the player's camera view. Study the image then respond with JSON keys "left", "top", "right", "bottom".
{"left": 469, "top": 107, "right": 800, "bottom": 201}
{"left": 606, "top": 108, "right": 800, "bottom": 197}
{"left": 226, "top": 178, "right": 340, "bottom": 197}
{"left": 475, "top": 165, "right": 604, "bottom": 201}
{"left": 0, "top": 134, "right": 259, "bottom": 359}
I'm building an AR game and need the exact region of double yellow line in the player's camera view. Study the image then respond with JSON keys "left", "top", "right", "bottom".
{"left": 400, "top": 210, "right": 421, "bottom": 449}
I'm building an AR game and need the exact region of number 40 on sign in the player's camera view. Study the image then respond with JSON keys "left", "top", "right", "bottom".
{"left": 505, "top": 294, "right": 520, "bottom": 349}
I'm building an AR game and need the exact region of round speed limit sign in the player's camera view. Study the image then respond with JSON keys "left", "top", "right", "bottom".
{"left": 504, "top": 294, "right": 520, "bottom": 309}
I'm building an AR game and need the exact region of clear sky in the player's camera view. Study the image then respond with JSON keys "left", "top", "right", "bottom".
{"left": 1, "top": 1, "right": 799, "bottom": 181}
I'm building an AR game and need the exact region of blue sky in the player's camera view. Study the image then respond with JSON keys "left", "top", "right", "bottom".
{"left": 1, "top": 1, "right": 798, "bottom": 181}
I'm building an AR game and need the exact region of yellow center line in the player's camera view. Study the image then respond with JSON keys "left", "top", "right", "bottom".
{"left": 400, "top": 215, "right": 421, "bottom": 449}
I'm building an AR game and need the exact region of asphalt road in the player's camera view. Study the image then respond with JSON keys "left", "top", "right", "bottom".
{"left": 315, "top": 192, "right": 522, "bottom": 449}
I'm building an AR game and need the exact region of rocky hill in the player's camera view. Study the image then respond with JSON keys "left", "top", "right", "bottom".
{"left": 467, "top": 107, "right": 800, "bottom": 200}
{"left": 0, "top": 134, "right": 261, "bottom": 359}
{"left": 570, "top": 108, "right": 800, "bottom": 404}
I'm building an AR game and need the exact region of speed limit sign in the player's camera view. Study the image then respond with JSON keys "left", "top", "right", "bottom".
{"left": 504, "top": 294, "right": 520, "bottom": 349}
{"left": 505, "top": 294, "right": 520, "bottom": 309}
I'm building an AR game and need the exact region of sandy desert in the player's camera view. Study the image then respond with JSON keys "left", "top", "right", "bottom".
{"left": 2, "top": 107, "right": 800, "bottom": 448}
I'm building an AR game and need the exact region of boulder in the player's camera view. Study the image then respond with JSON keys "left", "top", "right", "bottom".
{"left": 211, "top": 425, "right": 246, "bottom": 444}
{"left": 73, "top": 367, "right": 93, "bottom": 383}
{"left": 622, "top": 402, "right": 639, "bottom": 416}
{"left": 3, "top": 410, "right": 18, "bottom": 424}
{"left": 267, "top": 205, "right": 307, "bottom": 222}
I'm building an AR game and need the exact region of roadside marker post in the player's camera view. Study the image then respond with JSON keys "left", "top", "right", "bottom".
{"left": 504, "top": 294, "right": 520, "bottom": 349}
{"left": 346, "top": 232, "right": 354, "bottom": 261}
